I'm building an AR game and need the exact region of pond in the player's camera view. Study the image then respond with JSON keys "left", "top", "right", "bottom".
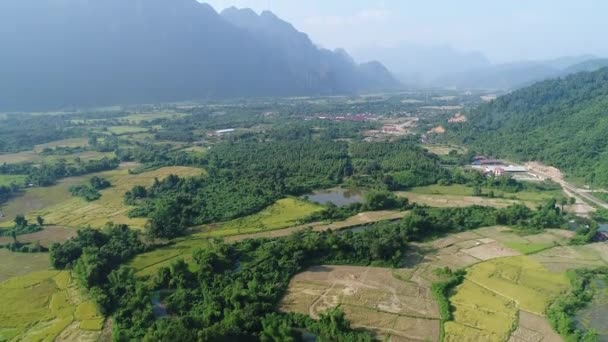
{"left": 151, "top": 290, "right": 171, "bottom": 319}
{"left": 575, "top": 277, "right": 608, "bottom": 341}
{"left": 303, "top": 188, "right": 364, "bottom": 207}
{"left": 599, "top": 224, "right": 608, "bottom": 232}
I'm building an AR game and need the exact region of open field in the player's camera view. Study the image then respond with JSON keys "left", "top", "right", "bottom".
{"left": 407, "top": 184, "right": 562, "bottom": 203}
{"left": 445, "top": 279, "right": 517, "bottom": 341}
{"left": 0, "top": 174, "right": 26, "bottom": 186}
{"left": 0, "top": 151, "right": 40, "bottom": 164}
{"left": 33, "top": 138, "right": 89, "bottom": 153}
{"left": 279, "top": 265, "right": 441, "bottom": 341}
{"left": 119, "top": 112, "right": 187, "bottom": 123}
{"left": 33, "top": 166, "right": 203, "bottom": 229}
{"left": 466, "top": 256, "right": 570, "bottom": 314}
{"left": 0, "top": 249, "right": 52, "bottom": 282}
{"left": 0, "top": 226, "right": 77, "bottom": 248}
{"left": 397, "top": 192, "right": 535, "bottom": 209}
{"left": 509, "top": 310, "right": 562, "bottom": 342}
{"left": 105, "top": 126, "right": 150, "bottom": 135}
{"left": 443, "top": 255, "right": 571, "bottom": 341}
{"left": 531, "top": 243, "right": 608, "bottom": 272}
{"left": 194, "top": 198, "right": 323, "bottom": 238}
{"left": 0, "top": 175, "right": 89, "bottom": 227}
{"left": 422, "top": 144, "right": 467, "bottom": 155}
{"left": 0, "top": 270, "right": 104, "bottom": 341}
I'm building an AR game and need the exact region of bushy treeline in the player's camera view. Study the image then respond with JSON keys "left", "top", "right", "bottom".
{"left": 547, "top": 267, "right": 607, "bottom": 342}
{"left": 0, "top": 114, "right": 81, "bottom": 152}
{"left": 49, "top": 224, "right": 146, "bottom": 313}
{"left": 0, "top": 157, "right": 119, "bottom": 186}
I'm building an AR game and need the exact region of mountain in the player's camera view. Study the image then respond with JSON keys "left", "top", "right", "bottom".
{"left": 562, "top": 58, "right": 608, "bottom": 75}
{"left": 0, "top": 1, "right": 399, "bottom": 111}
{"left": 450, "top": 67, "right": 608, "bottom": 186}
{"left": 352, "top": 43, "right": 491, "bottom": 86}
{"left": 434, "top": 55, "right": 602, "bottom": 90}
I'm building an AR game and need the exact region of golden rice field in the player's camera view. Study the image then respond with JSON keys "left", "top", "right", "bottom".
{"left": 0, "top": 166, "right": 203, "bottom": 229}
{"left": 34, "top": 166, "right": 203, "bottom": 229}
{"left": 0, "top": 270, "right": 104, "bottom": 341}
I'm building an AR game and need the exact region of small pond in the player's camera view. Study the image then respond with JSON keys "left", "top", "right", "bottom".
{"left": 575, "top": 277, "right": 608, "bottom": 341}
{"left": 303, "top": 188, "right": 364, "bottom": 207}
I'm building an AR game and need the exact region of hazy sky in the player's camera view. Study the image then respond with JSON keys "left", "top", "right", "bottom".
{"left": 203, "top": 0, "right": 608, "bottom": 63}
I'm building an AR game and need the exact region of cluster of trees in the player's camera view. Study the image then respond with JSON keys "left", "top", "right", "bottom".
{"left": 0, "top": 183, "right": 20, "bottom": 206}
{"left": 449, "top": 68, "right": 608, "bottom": 187}
{"left": 129, "top": 138, "right": 447, "bottom": 239}
{"left": 104, "top": 225, "right": 409, "bottom": 340}
{"left": 349, "top": 139, "right": 448, "bottom": 189}
{"left": 547, "top": 267, "right": 607, "bottom": 341}
{"left": 49, "top": 224, "right": 146, "bottom": 313}
{"left": 116, "top": 144, "right": 204, "bottom": 170}
{"left": 70, "top": 176, "right": 112, "bottom": 202}
{"left": 0, "top": 114, "right": 79, "bottom": 152}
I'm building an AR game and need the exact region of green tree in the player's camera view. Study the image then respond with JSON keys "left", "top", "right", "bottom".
{"left": 36, "top": 215, "right": 44, "bottom": 227}
{"left": 14, "top": 214, "right": 27, "bottom": 228}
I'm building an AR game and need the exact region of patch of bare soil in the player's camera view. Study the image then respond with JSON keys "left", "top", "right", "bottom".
{"left": 508, "top": 310, "right": 562, "bottom": 342}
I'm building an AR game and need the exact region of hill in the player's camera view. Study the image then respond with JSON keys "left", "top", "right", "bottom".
{"left": 450, "top": 67, "right": 608, "bottom": 185}
{"left": 433, "top": 55, "right": 602, "bottom": 90}
{"left": 0, "top": 1, "right": 399, "bottom": 111}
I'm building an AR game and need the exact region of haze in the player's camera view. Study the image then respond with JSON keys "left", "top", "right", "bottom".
{"left": 204, "top": 0, "right": 608, "bottom": 64}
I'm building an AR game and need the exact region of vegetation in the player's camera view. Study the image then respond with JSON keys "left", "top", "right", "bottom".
{"left": 449, "top": 68, "right": 608, "bottom": 186}
{"left": 547, "top": 267, "right": 608, "bottom": 342}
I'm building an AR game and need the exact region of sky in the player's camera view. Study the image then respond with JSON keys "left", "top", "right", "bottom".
{"left": 202, "top": 0, "right": 608, "bottom": 63}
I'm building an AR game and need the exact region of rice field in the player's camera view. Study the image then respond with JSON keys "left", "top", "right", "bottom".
{"left": 279, "top": 265, "right": 441, "bottom": 341}
{"left": 0, "top": 270, "right": 104, "bottom": 341}
{"left": 0, "top": 249, "right": 52, "bottom": 282}
{"left": 396, "top": 192, "right": 533, "bottom": 209}
{"left": 32, "top": 166, "right": 203, "bottom": 229}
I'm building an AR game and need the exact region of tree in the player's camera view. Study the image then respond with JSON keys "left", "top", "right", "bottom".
{"left": 36, "top": 216, "right": 44, "bottom": 227}
{"left": 569, "top": 197, "right": 576, "bottom": 205}
{"left": 10, "top": 230, "right": 17, "bottom": 244}
{"left": 14, "top": 214, "right": 27, "bottom": 228}
{"left": 560, "top": 197, "right": 568, "bottom": 214}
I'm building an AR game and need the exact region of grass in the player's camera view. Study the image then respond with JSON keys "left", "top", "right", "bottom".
{"left": 0, "top": 151, "right": 40, "bottom": 164}
{"left": 0, "top": 249, "right": 52, "bottom": 282}
{"left": 120, "top": 112, "right": 187, "bottom": 123}
{"left": 130, "top": 198, "right": 322, "bottom": 276}
{"left": 194, "top": 198, "right": 323, "bottom": 238}
{"left": 504, "top": 242, "right": 554, "bottom": 254}
{"left": 0, "top": 174, "right": 26, "bottom": 186}
{"left": 23, "top": 166, "right": 203, "bottom": 229}
{"left": 409, "top": 184, "right": 562, "bottom": 203}
{"left": 106, "top": 126, "right": 150, "bottom": 135}
{"left": 33, "top": 138, "right": 89, "bottom": 153}
{"left": 0, "top": 270, "right": 104, "bottom": 341}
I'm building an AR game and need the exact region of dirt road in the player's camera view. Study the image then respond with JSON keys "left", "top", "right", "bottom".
{"left": 526, "top": 162, "right": 608, "bottom": 211}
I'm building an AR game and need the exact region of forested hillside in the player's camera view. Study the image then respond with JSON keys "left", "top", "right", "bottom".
{"left": 450, "top": 68, "right": 608, "bottom": 185}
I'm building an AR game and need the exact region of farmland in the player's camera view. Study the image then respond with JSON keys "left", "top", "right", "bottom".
{"left": 407, "top": 184, "right": 563, "bottom": 203}
{"left": 278, "top": 226, "right": 577, "bottom": 341}
{"left": 1, "top": 166, "right": 203, "bottom": 229}
{"left": 0, "top": 270, "right": 103, "bottom": 341}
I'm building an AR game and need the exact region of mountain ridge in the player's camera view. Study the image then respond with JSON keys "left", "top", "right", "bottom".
{"left": 0, "top": 0, "right": 400, "bottom": 111}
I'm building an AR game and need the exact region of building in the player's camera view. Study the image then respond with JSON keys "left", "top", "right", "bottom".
{"left": 215, "top": 128, "right": 235, "bottom": 135}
